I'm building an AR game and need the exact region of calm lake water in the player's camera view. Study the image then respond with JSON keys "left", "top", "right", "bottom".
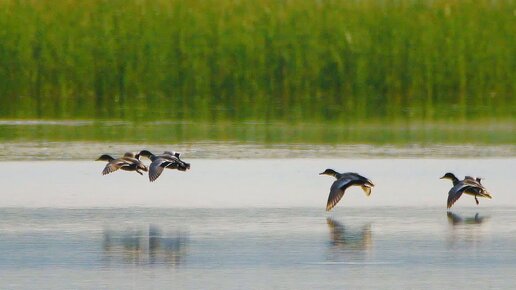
{"left": 0, "top": 119, "right": 515, "bottom": 289}
{"left": 1, "top": 207, "right": 516, "bottom": 289}
{"left": 0, "top": 155, "right": 515, "bottom": 289}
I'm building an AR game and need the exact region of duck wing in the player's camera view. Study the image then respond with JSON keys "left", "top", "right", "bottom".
{"left": 326, "top": 177, "right": 354, "bottom": 211}
{"left": 148, "top": 157, "right": 169, "bottom": 182}
{"left": 447, "top": 181, "right": 478, "bottom": 208}
{"left": 123, "top": 157, "right": 148, "bottom": 171}
{"left": 102, "top": 159, "right": 131, "bottom": 175}
{"left": 134, "top": 159, "right": 148, "bottom": 172}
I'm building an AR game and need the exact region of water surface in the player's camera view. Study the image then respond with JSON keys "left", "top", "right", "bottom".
{"left": 1, "top": 207, "right": 515, "bottom": 289}
{"left": 1, "top": 121, "right": 514, "bottom": 289}
{"left": 0, "top": 158, "right": 514, "bottom": 208}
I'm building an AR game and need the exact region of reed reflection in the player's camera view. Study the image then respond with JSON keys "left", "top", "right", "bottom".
{"left": 326, "top": 218, "right": 373, "bottom": 261}
{"left": 103, "top": 224, "right": 188, "bottom": 266}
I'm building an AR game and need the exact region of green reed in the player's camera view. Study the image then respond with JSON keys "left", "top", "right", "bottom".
{"left": 0, "top": 0, "right": 514, "bottom": 123}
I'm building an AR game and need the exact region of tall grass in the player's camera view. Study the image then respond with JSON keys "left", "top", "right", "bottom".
{"left": 0, "top": 0, "right": 514, "bottom": 122}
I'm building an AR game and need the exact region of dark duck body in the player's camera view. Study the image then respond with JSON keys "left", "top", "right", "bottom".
{"left": 440, "top": 172, "right": 492, "bottom": 208}
{"left": 319, "top": 169, "right": 374, "bottom": 211}
{"left": 138, "top": 150, "right": 191, "bottom": 182}
{"left": 96, "top": 152, "right": 148, "bottom": 176}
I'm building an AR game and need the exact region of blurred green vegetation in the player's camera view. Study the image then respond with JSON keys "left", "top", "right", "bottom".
{"left": 0, "top": 0, "right": 514, "bottom": 123}
{"left": 0, "top": 120, "right": 514, "bottom": 145}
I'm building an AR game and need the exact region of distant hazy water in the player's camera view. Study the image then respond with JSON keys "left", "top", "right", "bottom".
{"left": 1, "top": 207, "right": 516, "bottom": 289}
{"left": 0, "top": 158, "right": 514, "bottom": 208}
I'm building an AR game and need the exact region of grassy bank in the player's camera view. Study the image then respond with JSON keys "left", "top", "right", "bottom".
{"left": 0, "top": 0, "right": 514, "bottom": 122}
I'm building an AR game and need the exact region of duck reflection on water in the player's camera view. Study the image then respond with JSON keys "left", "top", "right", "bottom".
{"left": 103, "top": 224, "right": 188, "bottom": 266}
{"left": 447, "top": 212, "right": 487, "bottom": 226}
{"left": 326, "top": 218, "right": 373, "bottom": 261}
{"left": 446, "top": 212, "right": 489, "bottom": 248}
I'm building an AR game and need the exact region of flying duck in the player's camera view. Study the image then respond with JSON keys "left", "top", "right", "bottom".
{"left": 440, "top": 172, "right": 492, "bottom": 208}
{"left": 138, "top": 150, "right": 191, "bottom": 182}
{"left": 319, "top": 169, "right": 374, "bottom": 211}
{"left": 96, "top": 152, "right": 148, "bottom": 176}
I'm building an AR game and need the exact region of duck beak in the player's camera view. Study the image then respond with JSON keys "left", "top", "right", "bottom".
{"left": 439, "top": 176, "right": 445, "bottom": 179}
{"left": 319, "top": 172, "right": 324, "bottom": 175}
{"left": 483, "top": 192, "right": 493, "bottom": 199}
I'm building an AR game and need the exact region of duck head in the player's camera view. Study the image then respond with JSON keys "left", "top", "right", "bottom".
{"left": 96, "top": 154, "right": 115, "bottom": 162}
{"left": 137, "top": 150, "right": 154, "bottom": 159}
{"left": 123, "top": 152, "right": 137, "bottom": 158}
{"left": 319, "top": 168, "right": 338, "bottom": 177}
{"left": 440, "top": 172, "right": 457, "bottom": 180}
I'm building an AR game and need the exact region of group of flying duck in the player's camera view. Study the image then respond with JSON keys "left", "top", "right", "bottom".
{"left": 97, "top": 151, "right": 493, "bottom": 211}
{"left": 96, "top": 150, "right": 190, "bottom": 182}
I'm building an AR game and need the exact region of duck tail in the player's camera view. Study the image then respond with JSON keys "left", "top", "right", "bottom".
{"left": 361, "top": 185, "right": 372, "bottom": 196}
{"left": 477, "top": 186, "right": 492, "bottom": 199}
